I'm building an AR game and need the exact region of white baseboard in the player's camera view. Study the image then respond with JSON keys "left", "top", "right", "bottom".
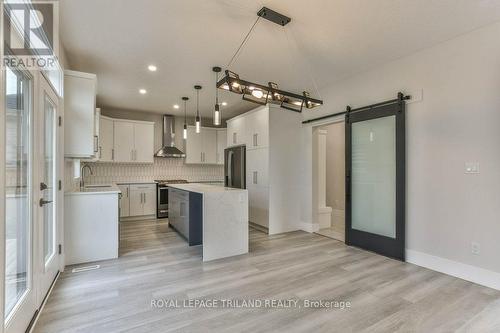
{"left": 406, "top": 249, "right": 500, "bottom": 291}
{"left": 299, "top": 221, "right": 319, "bottom": 233}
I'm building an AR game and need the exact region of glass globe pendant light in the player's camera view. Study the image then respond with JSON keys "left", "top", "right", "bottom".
{"left": 182, "top": 97, "right": 189, "bottom": 139}
{"left": 213, "top": 67, "right": 222, "bottom": 125}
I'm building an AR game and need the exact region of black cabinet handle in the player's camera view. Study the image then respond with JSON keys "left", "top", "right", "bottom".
{"left": 39, "top": 199, "right": 53, "bottom": 207}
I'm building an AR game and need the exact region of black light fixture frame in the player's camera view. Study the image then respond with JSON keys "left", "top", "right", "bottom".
{"left": 217, "top": 70, "right": 323, "bottom": 113}
{"left": 257, "top": 7, "right": 291, "bottom": 26}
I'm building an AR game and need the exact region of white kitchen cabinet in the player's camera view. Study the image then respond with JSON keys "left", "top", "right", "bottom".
{"left": 227, "top": 116, "right": 246, "bottom": 147}
{"left": 185, "top": 126, "right": 202, "bottom": 164}
{"left": 216, "top": 129, "right": 227, "bottom": 165}
{"left": 142, "top": 185, "right": 157, "bottom": 215}
{"left": 113, "top": 120, "right": 135, "bottom": 162}
{"left": 245, "top": 106, "right": 269, "bottom": 150}
{"left": 202, "top": 128, "right": 217, "bottom": 164}
{"left": 64, "top": 191, "right": 119, "bottom": 265}
{"left": 185, "top": 126, "right": 218, "bottom": 164}
{"left": 117, "top": 184, "right": 130, "bottom": 217}
{"left": 64, "top": 70, "right": 97, "bottom": 158}
{"left": 248, "top": 186, "right": 269, "bottom": 228}
{"left": 134, "top": 122, "right": 155, "bottom": 163}
{"left": 129, "top": 184, "right": 156, "bottom": 217}
{"left": 99, "top": 116, "right": 114, "bottom": 162}
{"left": 226, "top": 104, "right": 302, "bottom": 235}
{"left": 246, "top": 148, "right": 269, "bottom": 187}
{"left": 129, "top": 187, "right": 143, "bottom": 217}
{"left": 113, "top": 120, "right": 154, "bottom": 163}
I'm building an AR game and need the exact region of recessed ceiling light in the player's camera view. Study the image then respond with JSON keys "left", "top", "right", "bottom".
{"left": 221, "top": 102, "right": 227, "bottom": 106}
{"left": 139, "top": 89, "right": 147, "bottom": 94}
{"left": 148, "top": 65, "right": 157, "bottom": 72}
{"left": 173, "top": 104, "right": 179, "bottom": 109}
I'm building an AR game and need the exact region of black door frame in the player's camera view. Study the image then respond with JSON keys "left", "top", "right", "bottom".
{"left": 345, "top": 96, "right": 406, "bottom": 261}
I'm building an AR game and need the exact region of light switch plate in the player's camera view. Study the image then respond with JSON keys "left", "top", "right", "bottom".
{"left": 465, "top": 162, "right": 480, "bottom": 174}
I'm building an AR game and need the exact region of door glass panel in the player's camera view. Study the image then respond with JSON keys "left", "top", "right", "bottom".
{"left": 43, "top": 95, "right": 56, "bottom": 264}
{"left": 351, "top": 116, "right": 396, "bottom": 238}
{"left": 4, "top": 66, "right": 32, "bottom": 318}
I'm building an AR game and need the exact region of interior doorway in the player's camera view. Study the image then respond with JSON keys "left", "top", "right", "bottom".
{"left": 313, "top": 119, "right": 346, "bottom": 242}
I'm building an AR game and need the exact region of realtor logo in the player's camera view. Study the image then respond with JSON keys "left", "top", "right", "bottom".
{"left": 2, "top": 0, "right": 59, "bottom": 70}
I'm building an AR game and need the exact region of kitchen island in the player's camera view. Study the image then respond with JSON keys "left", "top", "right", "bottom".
{"left": 167, "top": 183, "right": 248, "bottom": 262}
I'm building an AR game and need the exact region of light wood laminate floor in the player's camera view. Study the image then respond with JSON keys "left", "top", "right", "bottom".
{"left": 34, "top": 219, "right": 500, "bottom": 332}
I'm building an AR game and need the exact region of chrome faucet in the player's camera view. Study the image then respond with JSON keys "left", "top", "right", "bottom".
{"left": 80, "top": 164, "right": 93, "bottom": 188}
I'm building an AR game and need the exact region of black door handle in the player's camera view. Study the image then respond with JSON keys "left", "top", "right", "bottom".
{"left": 39, "top": 199, "right": 53, "bottom": 207}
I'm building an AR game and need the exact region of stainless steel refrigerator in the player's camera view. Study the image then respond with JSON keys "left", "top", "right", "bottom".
{"left": 224, "top": 145, "right": 246, "bottom": 189}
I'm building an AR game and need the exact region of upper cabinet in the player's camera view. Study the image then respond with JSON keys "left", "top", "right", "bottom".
{"left": 113, "top": 119, "right": 154, "bottom": 163}
{"left": 216, "top": 129, "right": 227, "bottom": 165}
{"left": 64, "top": 70, "right": 97, "bottom": 158}
{"left": 99, "top": 116, "right": 114, "bottom": 162}
{"left": 227, "top": 116, "right": 246, "bottom": 147}
{"left": 185, "top": 126, "right": 225, "bottom": 165}
{"left": 227, "top": 106, "right": 269, "bottom": 150}
{"left": 133, "top": 122, "right": 155, "bottom": 163}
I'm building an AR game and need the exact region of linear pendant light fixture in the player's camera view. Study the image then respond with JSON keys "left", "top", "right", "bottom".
{"left": 194, "top": 85, "right": 202, "bottom": 133}
{"left": 213, "top": 67, "right": 222, "bottom": 126}
{"left": 182, "top": 96, "right": 189, "bottom": 140}
{"left": 216, "top": 7, "right": 323, "bottom": 113}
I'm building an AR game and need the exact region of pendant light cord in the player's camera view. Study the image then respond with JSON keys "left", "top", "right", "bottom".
{"left": 227, "top": 16, "right": 260, "bottom": 69}
{"left": 184, "top": 100, "right": 187, "bottom": 124}
{"left": 283, "top": 27, "right": 322, "bottom": 99}
{"left": 215, "top": 71, "right": 219, "bottom": 103}
{"left": 196, "top": 89, "right": 200, "bottom": 117}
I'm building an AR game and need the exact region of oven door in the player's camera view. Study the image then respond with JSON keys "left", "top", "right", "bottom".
{"left": 157, "top": 185, "right": 169, "bottom": 218}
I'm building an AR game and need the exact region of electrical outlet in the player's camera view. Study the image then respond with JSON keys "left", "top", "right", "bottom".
{"left": 465, "top": 162, "right": 480, "bottom": 174}
{"left": 471, "top": 242, "right": 480, "bottom": 255}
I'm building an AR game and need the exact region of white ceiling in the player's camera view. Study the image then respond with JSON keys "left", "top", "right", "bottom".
{"left": 60, "top": 0, "right": 500, "bottom": 119}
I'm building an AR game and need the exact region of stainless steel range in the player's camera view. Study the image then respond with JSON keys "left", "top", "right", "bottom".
{"left": 156, "top": 179, "right": 189, "bottom": 218}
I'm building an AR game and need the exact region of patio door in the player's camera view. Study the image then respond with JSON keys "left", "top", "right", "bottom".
{"left": 37, "top": 75, "right": 60, "bottom": 304}
{"left": 3, "top": 65, "right": 37, "bottom": 333}
{"left": 345, "top": 100, "right": 406, "bottom": 260}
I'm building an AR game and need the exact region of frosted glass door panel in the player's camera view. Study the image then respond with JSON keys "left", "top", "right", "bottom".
{"left": 351, "top": 116, "right": 396, "bottom": 238}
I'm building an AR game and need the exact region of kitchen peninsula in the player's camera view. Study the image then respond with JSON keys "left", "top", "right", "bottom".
{"left": 168, "top": 183, "right": 248, "bottom": 261}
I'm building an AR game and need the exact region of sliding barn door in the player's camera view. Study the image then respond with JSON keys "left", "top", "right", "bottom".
{"left": 345, "top": 100, "right": 405, "bottom": 260}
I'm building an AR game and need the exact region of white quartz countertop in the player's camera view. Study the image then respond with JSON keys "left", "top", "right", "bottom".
{"left": 65, "top": 184, "right": 122, "bottom": 196}
{"left": 116, "top": 181, "right": 157, "bottom": 184}
{"left": 167, "top": 183, "right": 246, "bottom": 194}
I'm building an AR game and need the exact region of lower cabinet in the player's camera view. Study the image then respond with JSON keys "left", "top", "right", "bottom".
{"left": 117, "top": 184, "right": 130, "bottom": 217}
{"left": 64, "top": 192, "right": 119, "bottom": 265}
{"left": 119, "top": 183, "right": 156, "bottom": 218}
{"left": 248, "top": 185, "right": 269, "bottom": 228}
{"left": 168, "top": 188, "right": 202, "bottom": 246}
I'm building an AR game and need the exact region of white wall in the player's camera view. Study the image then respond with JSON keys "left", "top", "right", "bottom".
{"left": 322, "top": 122, "right": 345, "bottom": 235}
{"left": 302, "top": 21, "right": 500, "bottom": 281}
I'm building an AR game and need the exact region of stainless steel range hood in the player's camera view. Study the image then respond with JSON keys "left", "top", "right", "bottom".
{"left": 155, "top": 115, "right": 186, "bottom": 158}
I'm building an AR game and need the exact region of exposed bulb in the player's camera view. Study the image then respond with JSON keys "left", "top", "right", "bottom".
{"left": 195, "top": 116, "right": 201, "bottom": 133}
{"left": 251, "top": 89, "right": 264, "bottom": 99}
